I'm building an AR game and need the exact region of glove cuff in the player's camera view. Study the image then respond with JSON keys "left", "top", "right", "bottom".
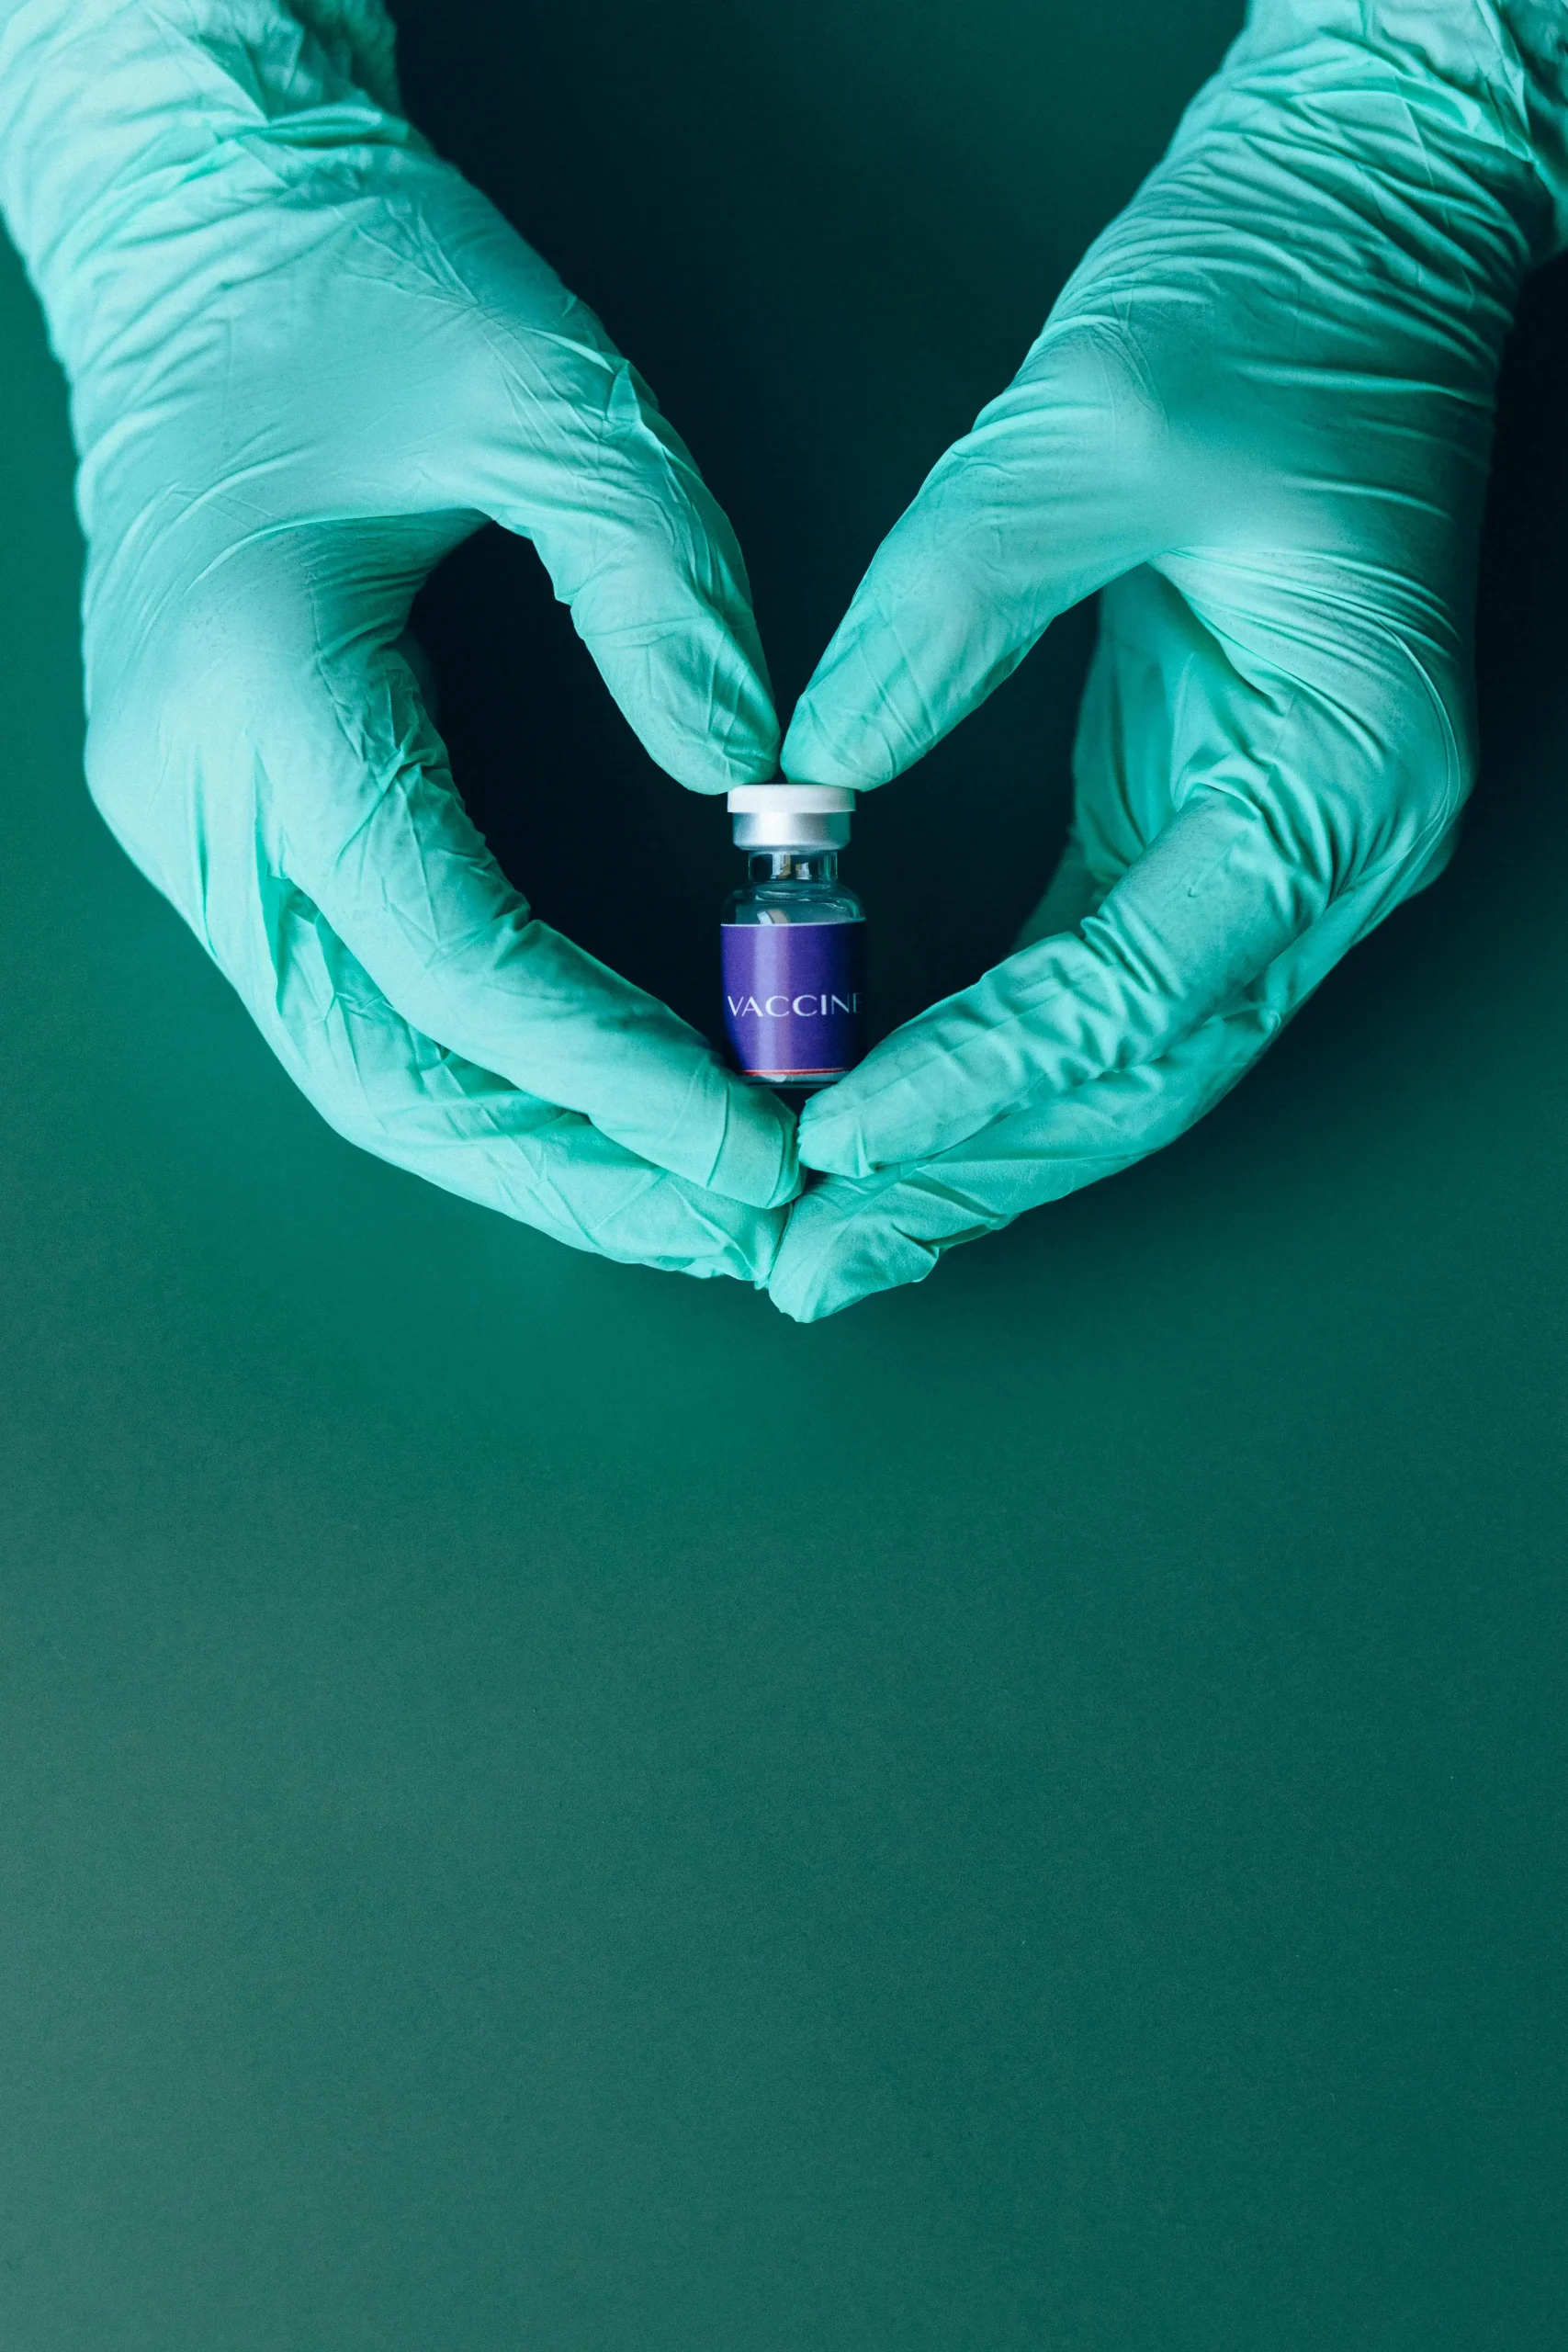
{"left": 1498, "top": 1, "right": 1568, "bottom": 248}
{"left": 0, "top": 0, "right": 424, "bottom": 395}
{"left": 1209, "top": 2, "right": 1568, "bottom": 264}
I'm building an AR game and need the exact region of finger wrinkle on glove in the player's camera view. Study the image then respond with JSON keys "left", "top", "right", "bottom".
{"left": 228, "top": 850, "right": 778, "bottom": 1272}
{"left": 773, "top": 997, "right": 1289, "bottom": 1318}
{"left": 270, "top": 906, "right": 779, "bottom": 1275}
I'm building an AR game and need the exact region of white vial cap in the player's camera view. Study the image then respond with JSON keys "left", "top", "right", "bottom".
{"left": 728, "top": 781, "right": 855, "bottom": 851}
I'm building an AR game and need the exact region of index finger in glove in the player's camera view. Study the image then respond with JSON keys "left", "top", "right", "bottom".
{"left": 242, "top": 863, "right": 787, "bottom": 1281}
{"left": 91, "top": 539, "right": 798, "bottom": 1210}
{"left": 771, "top": 996, "right": 1280, "bottom": 1321}
{"left": 773, "top": 782, "right": 1460, "bottom": 1318}
{"left": 798, "top": 784, "right": 1324, "bottom": 1178}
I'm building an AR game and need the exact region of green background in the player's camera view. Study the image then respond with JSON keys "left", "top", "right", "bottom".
{"left": 2, "top": 2, "right": 1566, "bottom": 2343}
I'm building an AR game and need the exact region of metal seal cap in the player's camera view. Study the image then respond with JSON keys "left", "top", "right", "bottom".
{"left": 728, "top": 781, "right": 855, "bottom": 850}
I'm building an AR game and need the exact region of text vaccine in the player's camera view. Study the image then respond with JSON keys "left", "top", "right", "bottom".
{"left": 722, "top": 784, "right": 866, "bottom": 1091}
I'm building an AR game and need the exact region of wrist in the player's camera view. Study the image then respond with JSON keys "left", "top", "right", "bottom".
{"left": 0, "top": 0, "right": 417, "bottom": 376}
{"left": 1195, "top": 1, "right": 1568, "bottom": 263}
{"left": 1499, "top": 2, "right": 1568, "bottom": 241}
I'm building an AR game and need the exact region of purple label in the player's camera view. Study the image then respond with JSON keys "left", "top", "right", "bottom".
{"left": 722, "top": 921, "right": 866, "bottom": 1080}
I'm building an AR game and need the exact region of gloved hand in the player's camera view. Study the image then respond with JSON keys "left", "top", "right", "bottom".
{"left": 771, "top": 0, "right": 1568, "bottom": 1320}
{"left": 0, "top": 0, "right": 798, "bottom": 1282}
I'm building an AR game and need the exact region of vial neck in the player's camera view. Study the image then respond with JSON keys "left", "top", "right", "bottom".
{"left": 749, "top": 850, "right": 840, "bottom": 883}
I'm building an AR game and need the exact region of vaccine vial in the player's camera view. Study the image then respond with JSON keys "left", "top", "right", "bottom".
{"left": 722, "top": 784, "right": 866, "bottom": 1091}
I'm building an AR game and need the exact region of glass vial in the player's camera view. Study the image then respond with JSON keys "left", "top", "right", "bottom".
{"left": 721, "top": 786, "right": 865, "bottom": 1091}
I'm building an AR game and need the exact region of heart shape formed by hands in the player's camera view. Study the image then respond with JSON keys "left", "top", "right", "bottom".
{"left": 3, "top": 0, "right": 1565, "bottom": 1318}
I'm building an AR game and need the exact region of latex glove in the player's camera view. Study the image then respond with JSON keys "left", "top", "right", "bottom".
{"left": 771, "top": 0, "right": 1568, "bottom": 1320}
{"left": 0, "top": 0, "right": 797, "bottom": 1282}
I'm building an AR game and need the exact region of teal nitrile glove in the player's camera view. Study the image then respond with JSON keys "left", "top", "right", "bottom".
{"left": 770, "top": 0, "right": 1568, "bottom": 1321}
{"left": 0, "top": 0, "right": 798, "bottom": 1283}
